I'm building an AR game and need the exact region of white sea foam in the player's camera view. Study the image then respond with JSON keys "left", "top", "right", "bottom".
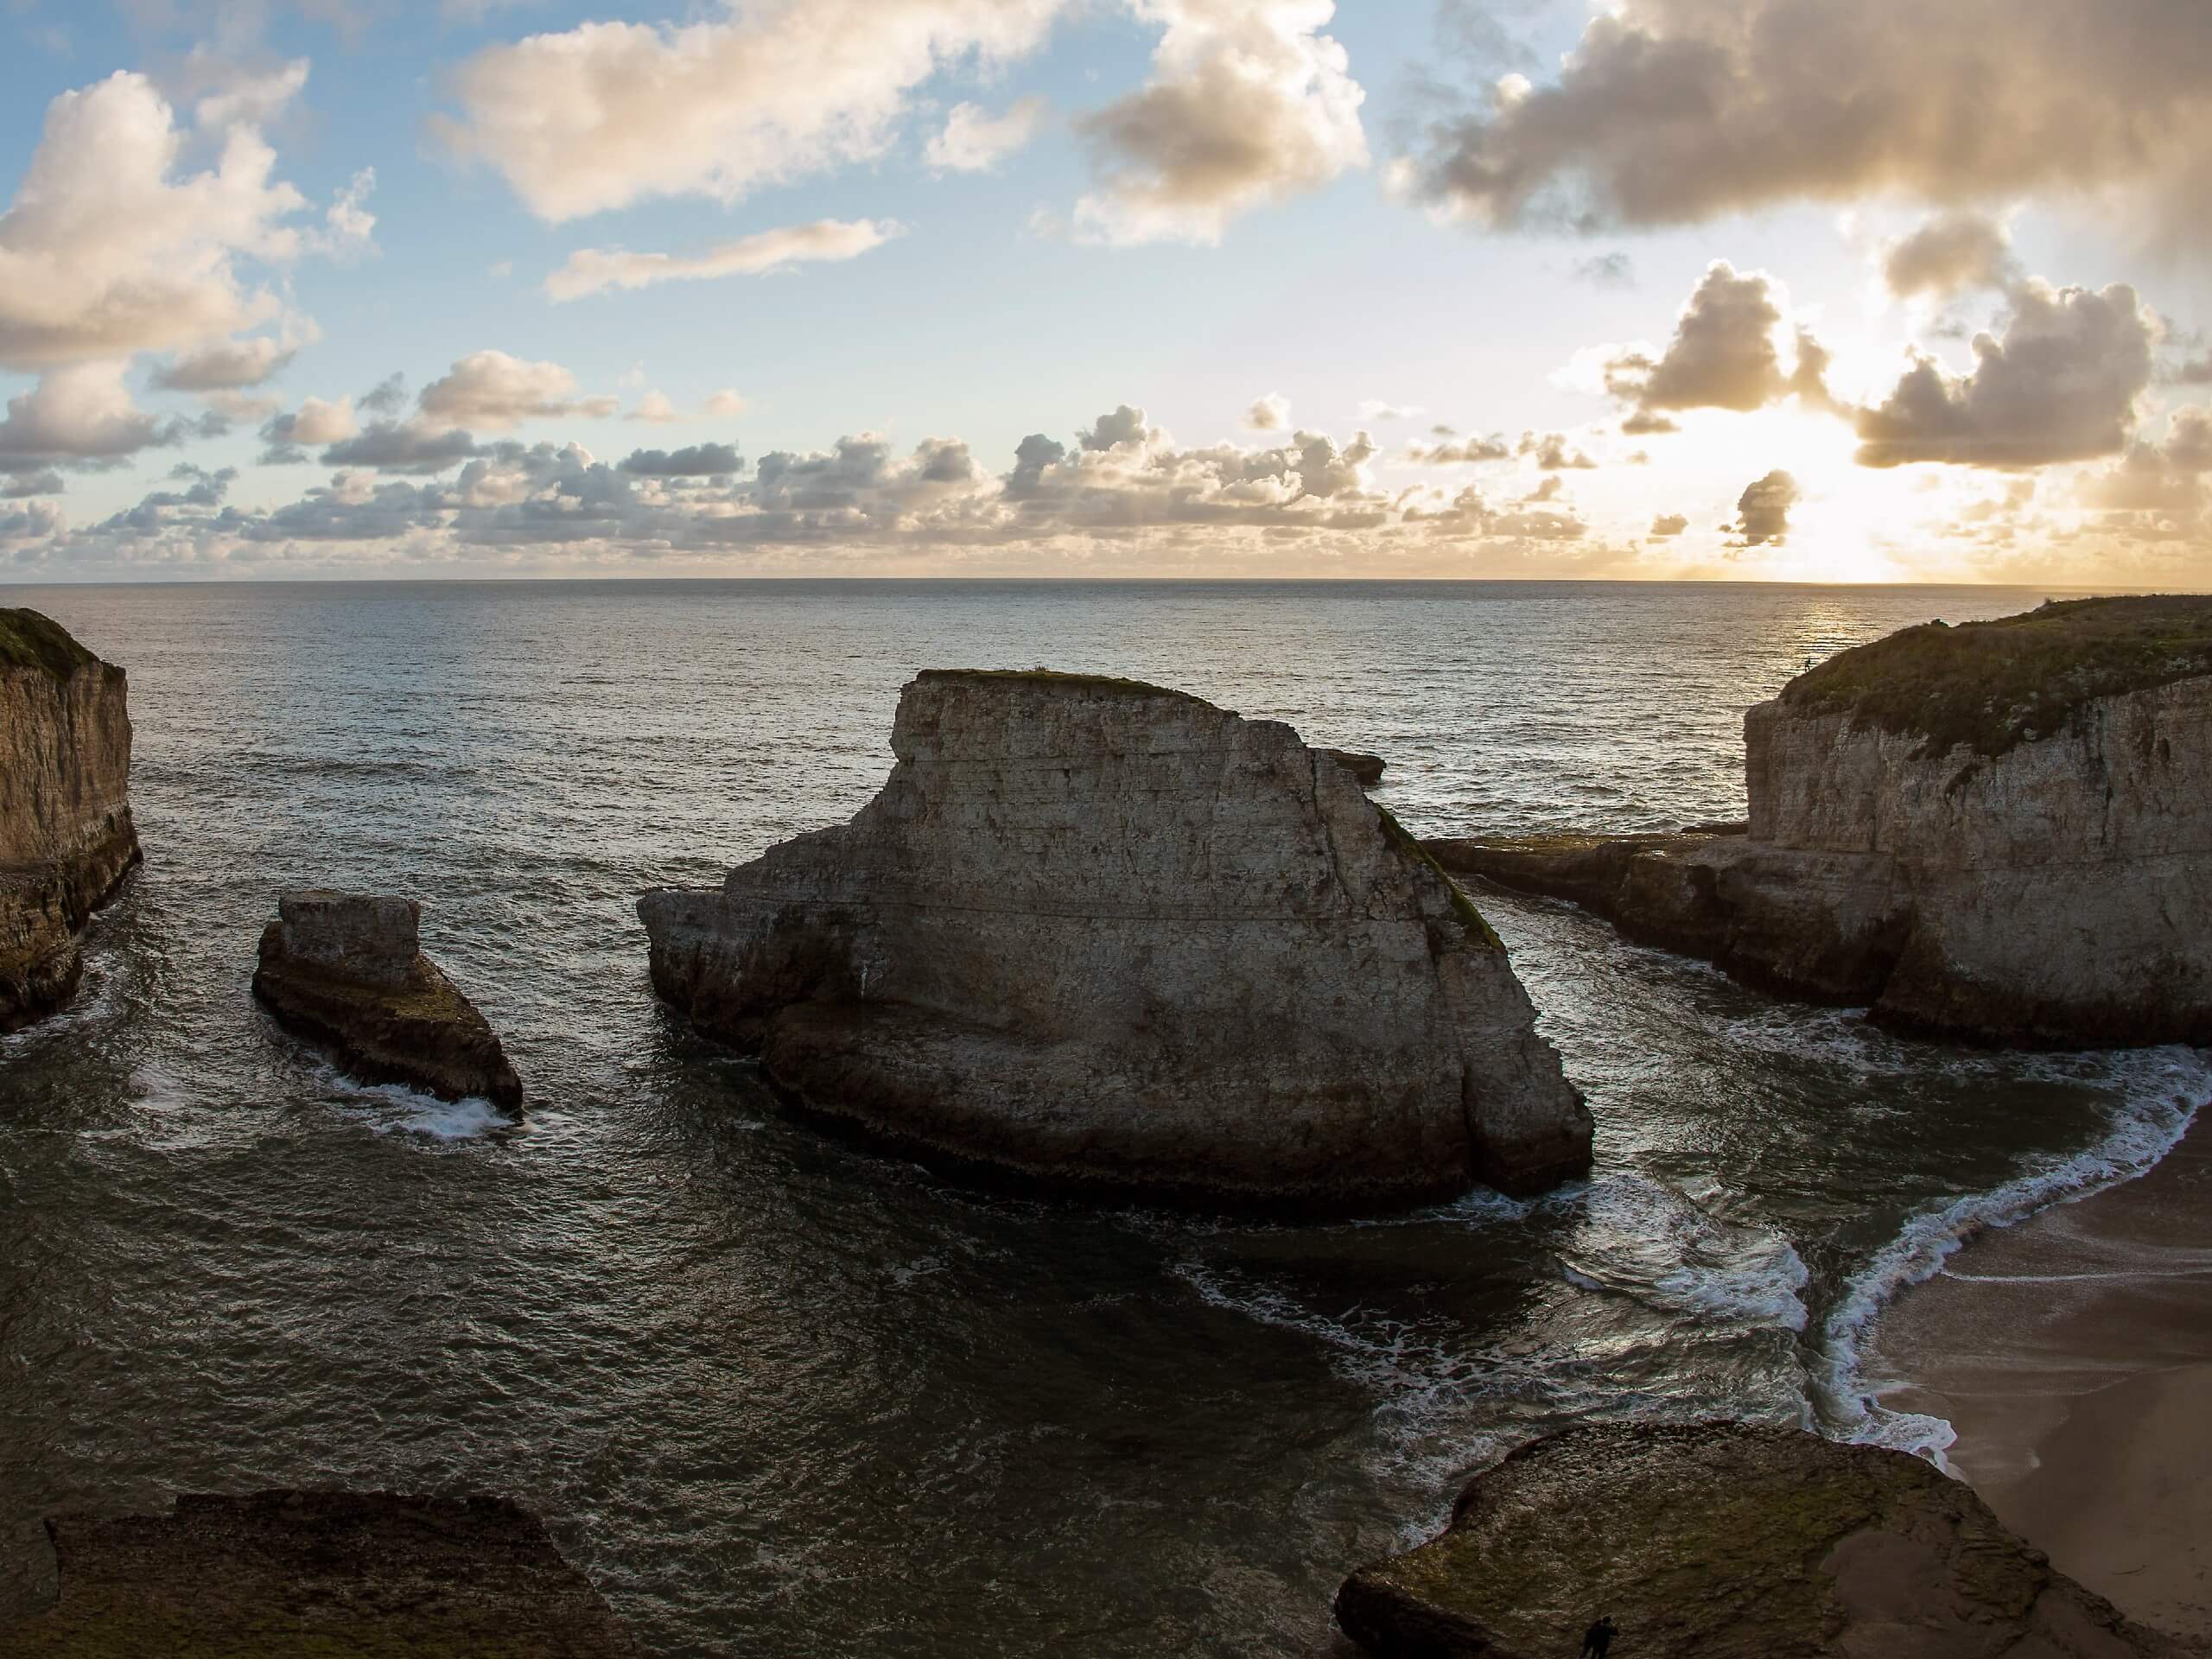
{"left": 1815, "top": 1046, "right": 2211, "bottom": 1464}
{"left": 340, "top": 1075, "right": 512, "bottom": 1142}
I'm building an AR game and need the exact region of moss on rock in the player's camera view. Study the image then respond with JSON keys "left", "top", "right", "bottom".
{"left": 0, "top": 609, "right": 98, "bottom": 681}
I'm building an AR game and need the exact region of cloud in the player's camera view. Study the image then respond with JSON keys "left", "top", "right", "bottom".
{"left": 432, "top": 0, "right": 1067, "bottom": 223}
{"left": 149, "top": 334, "right": 300, "bottom": 391}
{"left": 1398, "top": 0, "right": 2212, "bottom": 234}
{"left": 705, "top": 389, "right": 747, "bottom": 419}
{"left": 1357, "top": 400, "right": 1421, "bottom": 422}
{"left": 3, "top": 471, "right": 67, "bottom": 500}
{"left": 257, "top": 394, "right": 361, "bottom": 462}
{"left": 417, "top": 350, "right": 616, "bottom": 430}
{"left": 2174, "top": 353, "right": 2212, "bottom": 385}
{"left": 620, "top": 443, "right": 743, "bottom": 477}
{"left": 2075, "top": 405, "right": 2212, "bottom": 521}
{"left": 927, "top": 97, "right": 1048, "bottom": 172}
{"left": 629, "top": 392, "right": 678, "bottom": 424}
{"left": 1073, "top": 0, "right": 1367, "bottom": 245}
{"left": 1405, "top": 432, "right": 1511, "bottom": 464}
{"left": 1649, "top": 512, "right": 1688, "bottom": 537}
{"left": 1572, "top": 251, "right": 1634, "bottom": 289}
{"left": 319, "top": 422, "right": 483, "bottom": 474}
{"left": 1727, "top": 470, "right": 1799, "bottom": 546}
{"left": 1244, "top": 391, "right": 1291, "bottom": 430}
{"left": 1518, "top": 430, "right": 1596, "bottom": 470}
{"left": 1882, "top": 211, "right": 2017, "bottom": 300}
{"left": 1855, "top": 281, "right": 2157, "bottom": 468}
{"left": 543, "top": 218, "right": 904, "bottom": 302}
{"left": 1598, "top": 261, "right": 1832, "bottom": 423}
{"left": 0, "top": 361, "right": 197, "bottom": 474}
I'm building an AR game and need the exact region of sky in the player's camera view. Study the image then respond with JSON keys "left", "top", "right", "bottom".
{"left": 0, "top": 0, "right": 2208, "bottom": 583}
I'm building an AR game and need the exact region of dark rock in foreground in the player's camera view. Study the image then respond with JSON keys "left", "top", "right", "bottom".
{"left": 1430, "top": 597, "right": 2212, "bottom": 1047}
{"left": 253, "top": 893, "right": 523, "bottom": 1110}
{"left": 1320, "top": 747, "right": 1387, "bottom": 787}
{"left": 1336, "top": 1422, "right": 2184, "bottom": 1658}
{"left": 0, "top": 610, "right": 141, "bottom": 1031}
{"left": 640, "top": 670, "right": 1589, "bottom": 1211}
{"left": 3, "top": 1491, "right": 635, "bottom": 1656}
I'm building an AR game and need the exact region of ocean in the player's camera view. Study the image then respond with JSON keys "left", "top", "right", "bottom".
{"left": 2, "top": 580, "right": 2203, "bottom": 1656}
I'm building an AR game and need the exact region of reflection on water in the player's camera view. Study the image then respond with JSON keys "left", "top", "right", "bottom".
{"left": 2, "top": 580, "right": 2201, "bottom": 1656}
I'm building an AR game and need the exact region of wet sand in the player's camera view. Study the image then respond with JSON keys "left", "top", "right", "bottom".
{"left": 1872, "top": 1114, "right": 2212, "bottom": 1647}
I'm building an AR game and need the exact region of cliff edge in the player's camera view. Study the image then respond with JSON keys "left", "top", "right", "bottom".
{"left": 1431, "top": 596, "right": 2212, "bottom": 1046}
{"left": 0, "top": 609, "right": 141, "bottom": 1031}
{"left": 639, "top": 670, "right": 1590, "bottom": 1211}
{"left": 1336, "top": 1422, "right": 2186, "bottom": 1658}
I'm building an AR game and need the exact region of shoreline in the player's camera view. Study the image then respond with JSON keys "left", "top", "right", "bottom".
{"left": 1868, "top": 1110, "right": 2212, "bottom": 1646}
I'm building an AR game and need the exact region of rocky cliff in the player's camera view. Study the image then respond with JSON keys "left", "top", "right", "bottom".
{"left": 4, "top": 1491, "right": 637, "bottom": 1656}
{"left": 639, "top": 670, "right": 1589, "bottom": 1211}
{"left": 1337, "top": 1422, "right": 2187, "bottom": 1658}
{"left": 253, "top": 892, "right": 524, "bottom": 1110}
{"left": 1431, "top": 597, "right": 2212, "bottom": 1046}
{"left": 0, "top": 609, "right": 141, "bottom": 1030}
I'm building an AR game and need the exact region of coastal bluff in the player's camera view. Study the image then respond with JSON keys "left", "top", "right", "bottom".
{"left": 1337, "top": 1422, "right": 2188, "bottom": 1659}
{"left": 4, "top": 1491, "right": 637, "bottom": 1656}
{"left": 253, "top": 893, "right": 524, "bottom": 1110}
{"left": 1431, "top": 596, "right": 2212, "bottom": 1046}
{"left": 0, "top": 609, "right": 141, "bottom": 1031}
{"left": 639, "top": 669, "right": 1590, "bottom": 1211}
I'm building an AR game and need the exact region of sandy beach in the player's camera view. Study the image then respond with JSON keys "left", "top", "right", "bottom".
{"left": 1872, "top": 1112, "right": 2212, "bottom": 1647}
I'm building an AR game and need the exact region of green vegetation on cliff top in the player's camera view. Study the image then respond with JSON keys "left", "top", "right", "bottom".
{"left": 0, "top": 609, "right": 98, "bottom": 680}
{"left": 1783, "top": 594, "right": 2212, "bottom": 757}
{"left": 916, "top": 667, "right": 1219, "bottom": 706}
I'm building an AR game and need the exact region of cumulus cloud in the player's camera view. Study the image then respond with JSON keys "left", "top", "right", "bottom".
{"left": 257, "top": 395, "right": 361, "bottom": 463}
{"left": 1572, "top": 251, "right": 1634, "bottom": 289}
{"left": 320, "top": 423, "right": 483, "bottom": 474}
{"left": 1357, "top": 400, "right": 1421, "bottom": 422}
{"left": 0, "top": 69, "right": 353, "bottom": 381}
{"left": 432, "top": 0, "right": 1066, "bottom": 222}
{"left": 1881, "top": 211, "right": 2017, "bottom": 300}
{"left": 0, "top": 362, "right": 199, "bottom": 474}
{"left": 1405, "top": 432, "right": 1511, "bottom": 464}
{"left": 150, "top": 334, "right": 299, "bottom": 391}
{"left": 2075, "top": 405, "right": 2212, "bottom": 522}
{"left": 1597, "top": 262, "right": 1832, "bottom": 424}
{"left": 1518, "top": 430, "right": 1596, "bottom": 470}
{"left": 1855, "top": 282, "right": 2157, "bottom": 468}
{"left": 620, "top": 443, "right": 743, "bottom": 477}
{"left": 1727, "top": 470, "right": 1799, "bottom": 546}
{"left": 1649, "top": 512, "right": 1688, "bottom": 537}
{"left": 705, "top": 389, "right": 748, "bottom": 419}
{"left": 1244, "top": 391, "right": 1292, "bottom": 430}
{"left": 1398, "top": 0, "right": 2212, "bottom": 234}
{"left": 544, "top": 218, "right": 904, "bottom": 302}
{"left": 926, "top": 97, "right": 1048, "bottom": 172}
{"left": 417, "top": 351, "right": 616, "bottom": 431}
{"left": 1073, "top": 0, "right": 1368, "bottom": 245}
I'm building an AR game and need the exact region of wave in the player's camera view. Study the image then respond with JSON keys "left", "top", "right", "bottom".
{"left": 1812, "top": 1045, "right": 2212, "bottom": 1464}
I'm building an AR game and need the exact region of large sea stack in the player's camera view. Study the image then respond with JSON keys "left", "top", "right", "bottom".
{"left": 5, "top": 1491, "right": 637, "bottom": 1656}
{"left": 1432, "top": 596, "right": 2212, "bottom": 1046}
{"left": 639, "top": 670, "right": 1590, "bottom": 1211}
{"left": 1337, "top": 1423, "right": 2185, "bottom": 1658}
{"left": 0, "top": 609, "right": 141, "bottom": 1031}
{"left": 253, "top": 892, "right": 524, "bottom": 1110}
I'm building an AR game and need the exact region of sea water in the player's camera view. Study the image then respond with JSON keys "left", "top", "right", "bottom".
{"left": 2, "top": 580, "right": 2202, "bottom": 1656}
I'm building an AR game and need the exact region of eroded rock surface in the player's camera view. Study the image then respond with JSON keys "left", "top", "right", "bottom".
{"left": 1336, "top": 1423, "right": 2186, "bottom": 1659}
{"left": 3, "top": 1491, "right": 636, "bottom": 1656}
{"left": 253, "top": 893, "right": 523, "bottom": 1109}
{"left": 639, "top": 670, "right": 1588, "bottom": 1211}
{"left": 1321, "top": 747, "right": 1387, "bottom": 787}
{"left": 1430, "top": 597, "right": 2212, "bottom": 1046}
{"left": 0, "top": 610, "right": 140, "bottom": 1031}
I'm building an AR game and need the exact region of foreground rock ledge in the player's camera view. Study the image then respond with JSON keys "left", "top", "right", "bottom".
{"left": 253, "top": 892, "right": 523, "bottom": 1110}
{"left": 1430, "top": 596, "right": 2212, "bottom": 1047}
{"left": 639, "top": 670, "right": 1588, "bottom": 1211}
{"left": 0, "top": 609, "right": 141, "bottom": 1031}
{"left": 3, "top": 1491, "right": 636, "bottom": 1656}
{"left": 1337, "top": 1423, "right": 2186, "bottom": 1658}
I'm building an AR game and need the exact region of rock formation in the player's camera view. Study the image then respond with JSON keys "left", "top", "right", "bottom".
{"left": 639, "top": 670, "right": 1588, "bottom": 1211}
{"left": 1336, "top": 1422, "right": 2186, "bottom": 1658}
{"left": 1430, "top": 597, "right": 2212, "bottom": 1046}
{"left": 253, "top": 892, "right": 523, "bottom": 1110}
{"left": 5, "top": 1491, "right": 636, "bottom": 1656}
{"left": 0, "top": 609, "right": 141, "bottom": 1031}
{"left": 1321, "top": 747, "right": 1387, "bottom": 788}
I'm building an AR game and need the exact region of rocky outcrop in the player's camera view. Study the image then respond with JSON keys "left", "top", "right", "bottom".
{"left": 1336, "top": 1422, "right": 2187, "bottom": 1658}
{"left": 3, "top": 1491, "right": 636, "bottom": 1656}
{"left": 253, "top": 893, "right": 523, "bottom": 1110}
{"left": 1431, "top": 597, "right": 2212, "bottom": 1046}
{"left": 0, "top": 610, "right": 141, "bottom": 1031}
{"left": 639, "top": 670, "right": 1589, "bottom": 1211}
{"left": 1321, "top": 747, "right": 1387, "bottom": 788}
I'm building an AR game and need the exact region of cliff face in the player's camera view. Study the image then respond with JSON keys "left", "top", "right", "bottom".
{"left": 1336, "top": 1423, "right": 2185, "bottom": 1659}
{"left": 640, "top": 671, "right": 1590, "bottom": 1211}
{"left": 0, "top": 610, "right": 141, "bottom": 1030}
{"left": 1432, "top": 598, "right": 2212, "bottom": 1046}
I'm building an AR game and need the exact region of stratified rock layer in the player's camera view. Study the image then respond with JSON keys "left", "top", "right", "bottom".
{"left": 1431, "top": 598, "right": 2212, "bottom": 1046}
{"left": 253, "top": 892, "right": 524, "bottom": 1110}
{"left": 0, "top": 609, "right": 140, "bottom": 1030}
{"left": 639, "top": 670, "right": 1589, "bottom": 1211}
{"left": 1336, "top": 1423, "right": 2186, "bottom": 1659}
{"left": 3, "top": 1491, "right": 636, "bottom": 1657}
